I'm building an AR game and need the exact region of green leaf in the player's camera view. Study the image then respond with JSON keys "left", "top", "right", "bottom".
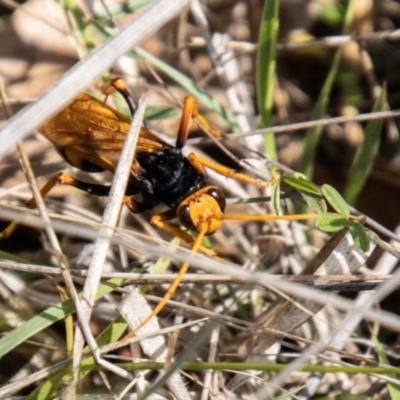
{"left": 344, "top": 86, "right": 387, "bottom": 204}
{"left": 316, "top": 213, "right": 349, "bottom": 232}
{"left": 348, "top": 221, "right": 370, "bottom": 252}
{"left": 300, "top": 192, "right": 327, "bottom": 214}
{"left": 322, "top": 184, "right": 350, "bottom": 218}
{"left": 282, "top": 174, "right": 321, "bottom": 195}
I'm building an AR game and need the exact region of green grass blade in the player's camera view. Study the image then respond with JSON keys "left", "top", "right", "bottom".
{"left": 61, "top": 0, "right": 95, "bottom": 52}
{"left": 256, "top": 0, "right": 279, "bottom": 160}
{"left": 298, "top": 48, "right": 343, "bottom": 179}
{"left": 117, "top": 361, "right": 400, "bottom": 374}
{"left": 372, "top": 334, "right": 400, "bottom": 400}
{"left": 343, "top": 86, "right": 387, "bottom": 204}
{"left": 298, "top": 0, "right": 355, "bottom": 179}
{"left": 88, "top": 21, "right": 236, "bottom": 131}
{"left": 0, "top": 278, "right": 126, "bottom": 358}
{"left": 27, "top": 317, "right": 128, "bottom": 400}
{"left": 133, "top": 47, "right": 237, "bottom": 131}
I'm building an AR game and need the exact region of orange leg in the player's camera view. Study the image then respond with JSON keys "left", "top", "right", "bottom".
{"left": 176, "top": 95, "right": 222, "bottom": 149}
{"left": 150, "top": 210, "right": 219, "bottom": 259}
{"left": 0, "top": 172, "right": 143, "bottom": 239}
{"left": 174, "top": 95, "right": 280, "bottom": 188}
{"left": 102, "top": 80, "right": 221, "bottom": 147}
{"left": 188, "top": 153, "right": 280, "bottom": 188}
{"left": 0, "top": 172, "right": 73, "bottom": 239}
{"left": 121, "top": 224, "right": 209, "bottom": 342}
{"left": 119, "top": 208, "right": 222, "bottom": 342}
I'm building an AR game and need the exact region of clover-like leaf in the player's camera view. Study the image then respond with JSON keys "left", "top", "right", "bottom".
{"left": 322, "top": 184, "right": 350, "bottom": 218}
{"left": 282, "top": 174, "right": 321, "bottom": 196}
{"left": 348, "top": 221, "right": 370, "bottom": 252}
{"left": 300, "top": 192, "right": 327, "bottom": 214}
{"left": 316, "top": 213, "right": 349, "bottom": 232}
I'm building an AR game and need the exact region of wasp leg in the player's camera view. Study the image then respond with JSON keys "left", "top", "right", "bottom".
{"left": 121, "top": 223, "right": 209, "bottom": 342}
{"left": 0, "top": 173, "right": 73, "bottom": 238}
{"left": 122, "top": 196, "right": 151, "bottom": 214}
{"left": 103, "top": 80, "right": 221, "bottom": 147}
{"left": 0, "top": 172, "right": 143, "bottom": 239}
{"left": 188, "top": 153, "right": 280, "bottom": 188}
{"left": 150, "top": 210, "right": 219, "bottom": 259}
{"left": 176, "top": 95, "right": 222, "bottom": 149}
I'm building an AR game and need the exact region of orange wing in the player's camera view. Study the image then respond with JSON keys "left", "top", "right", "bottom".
{"left": 38, "top": 93, "right": 165, "bottom": 177}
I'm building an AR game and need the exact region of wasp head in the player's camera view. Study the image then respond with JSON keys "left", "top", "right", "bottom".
{"left": 176, "top": 186, "right": 226, "bottom": 235}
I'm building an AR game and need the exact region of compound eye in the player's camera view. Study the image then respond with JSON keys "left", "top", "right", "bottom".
{"left": 206, "top": 187, "right": 226, "bottom": 212}
{"left": 177, "top": 204, "right": 196, "bottom": 231}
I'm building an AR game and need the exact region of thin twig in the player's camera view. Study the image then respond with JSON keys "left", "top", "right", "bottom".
{"left": 231, "top": 108, "right": 400, "bottom": 139}
{"left": 188, "top": 28, "right": 400, "bottom": 53}
{"left": 0, "top": 260, "right": 397, "bottom": 290}
{"left": 71, "top": 92, "right": 150, "bottom": 382}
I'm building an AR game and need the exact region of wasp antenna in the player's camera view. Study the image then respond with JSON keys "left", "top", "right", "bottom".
{"left": 119, "top": 89, "right": 137, "bottom": 117}
{"left": 102, "top": 77, "right": 137, "bottom": 117}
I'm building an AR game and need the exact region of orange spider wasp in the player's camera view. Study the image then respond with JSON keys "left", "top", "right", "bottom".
{"left": 0, "top": 78, "right": 315, "bottom": 333}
